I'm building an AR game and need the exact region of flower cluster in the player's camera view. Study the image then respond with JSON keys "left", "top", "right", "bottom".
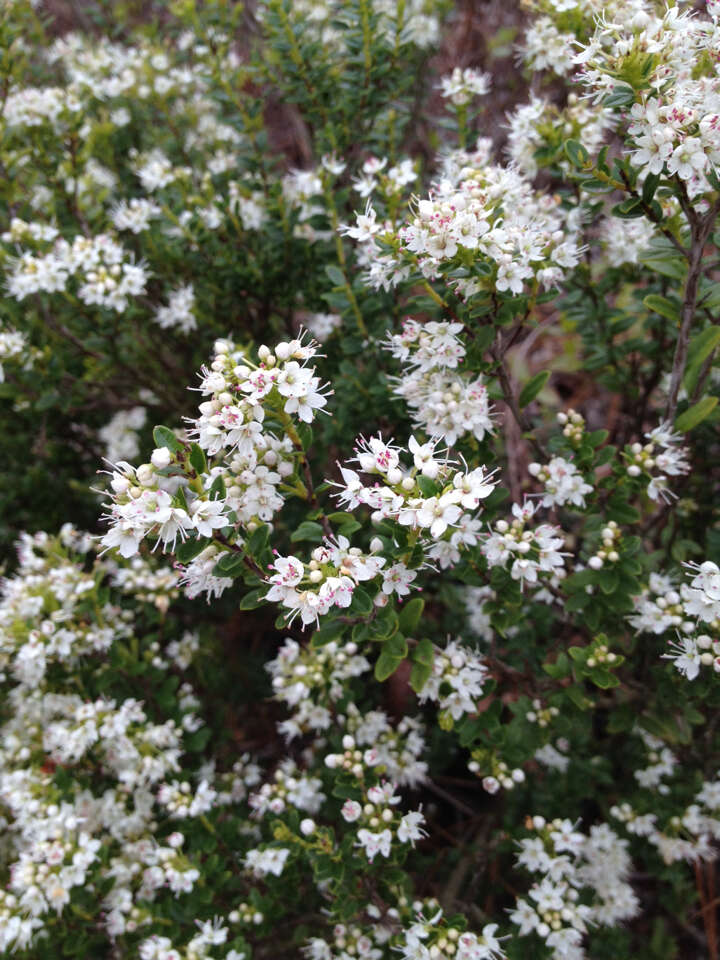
{"left": 327, "top": 738, "right": 427, "bottom": 863}
{"left": 611, "top": 730, "right": 720, "bottom": 864}
{"left": 385, "top": 162, "right": 583, "bottom": 294}
{"left": 438, "top": 67, "right": 491, "bottom": 107}
{"left": 510, "top": 816, "right": 639, "bottom": 958}
{"left": 623, "top": 422, "right": 690, "bottom": 502}
{"left": 385, "top": 319, "right": 495, "bottom": 445}
{"left": 416, "top": 638, "right": 488, "bottom": 724}
{"left": 482, "top": 501, "right": 566, "bottom": 588}
{"left": 528, "top": 456, "right": 593, "bottom": 509}
{"left": 574, "top": 7, "right": 720, "bottom": 197}
{"left": 267, "top": 636, "right": 371, "bottom": 737}
{"left": 100, "top": 334, "right": 328, "bottom": 567}
{"left": 397, "top": 907, "right": 505, "bottom": 960}
{"left": 0, "top": 530, "right": 177, "bottom": 686}
{"left": 99, "top": 406, "right": 148, "bottom": 463}
{"left": 0, "top": 529, "right": 257, "bottom": 953}
{"left": 343, "top": 704, "right": 429, "bottom": 788}
{"left": 6, "top": 233, "right": 148, "bottom": 312}
{"left": 333, "top": 433, "right": 497, "bottom": 571}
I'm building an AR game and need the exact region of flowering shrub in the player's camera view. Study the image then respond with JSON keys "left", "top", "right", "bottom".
{"left": 1, "top": 0, "right": 720, "bottom": 957}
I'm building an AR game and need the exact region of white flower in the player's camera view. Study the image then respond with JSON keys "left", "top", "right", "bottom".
{"left": 356, "top": 828, "right": 392, "bottom": 862}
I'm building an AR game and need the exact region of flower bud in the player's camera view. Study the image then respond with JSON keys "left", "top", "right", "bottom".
{"left": 151, "top": 447, "right": 172, "bottom": 469}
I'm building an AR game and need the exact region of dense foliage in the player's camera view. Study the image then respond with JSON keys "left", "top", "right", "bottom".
{"left": 1, "top": 0, "right": 720, "bottom": 957}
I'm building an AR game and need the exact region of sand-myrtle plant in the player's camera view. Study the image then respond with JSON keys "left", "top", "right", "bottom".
{"left": 1, "top": 0, "right": 720, "bottom": 957}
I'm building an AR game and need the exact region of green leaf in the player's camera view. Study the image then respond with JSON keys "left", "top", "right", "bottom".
{"left": 675, "top": 395, "right": 718, "bottom": 432}
{"left": 208, "top": 474, "right": 225, "bottom": 500}
{"left": 416, "top": 475, "right": 438, "bottom": 497}
{"left": 290, "top": 520, "right": 324, "bottom": 543}
{"left": 247, "top": 524, "right": 270, "bottom": 556}
{"left": 311, "top": 620, "right": 346, "bottom": 647}
{"left": 239, "top": 587, "right": 266, "bottom": 610}
{"left": 328, "top": 512, "right": 362, "bottom": 536}
{"left": 350, "top": 587, "right": 374, "bottom": 617}
{"left": 590, "top": 669, "right": 620, "bottom": 689}
{"left": 564, "top": 139, "right": 589, "bottom": 167}
{"left": 153, "top": 425, "right": 183, "bottom": 452}
{"left": 409, "top": 636, "right": 434, "bottom": 692}
{"left": 176, "top": 537, "right": 208, "bottom": 564}
{"left": 639, "top": 240, "right": 687, "bottom": 280}
{"left": 189, "top": 443, "right": 207, "bottom": 475}
{"left": 213, "top": 552, "right": 246, "bottom": 577}
{"left": 374, "top": 634, "right": 408, "bottom": 681}
{"left": 325, "top": 264, "right": 346, "bottom": 287}
{"left": 543, "top": 652, "right": 570, "bottom": 679}
{"left": 518, "top": 370, "right": 551, "bottom": 408}
{"left": 642, "top": 294, "right": 680, "bottom": 324}
{"left": 398, "top": 597, "right": 424, "bottom": 635}
{"left": 412, "top": 636, "right": 433, "bottom": 665}
{"left": 597, "top": 568, "right": 619, "bottom": 594}
{"left": 606, "top": 498, "right": 640, "bottom": 524}
{"left": 410, "top": 659, "right": 432, "bottom": 693}
{"left": 296, "top": 423, "right": 313, "bottom": 449}
{"left": 603, "top": 85, "right": 635, "bottom": 109}
{"left": 641, "top": 172, "right": 661, "bottom": 205}
{"left": 684, "top": 326, "right": 720, "bottom": 394}
{"left": 611, "top": 197, "right": 644, "bottom": 220}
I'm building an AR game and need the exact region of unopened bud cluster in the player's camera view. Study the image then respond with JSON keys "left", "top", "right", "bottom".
{"left": 587, "top": 522, "right": 620, "bottom": 570}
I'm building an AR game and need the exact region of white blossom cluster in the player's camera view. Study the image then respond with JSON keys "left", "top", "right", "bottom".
{"left": 0, "top": 323, "right": 33, "bottom": 383}
{"left": 624, "top": 422, "right": 690, "bottom": 503}
{"left": 140, "top": 915, "right": 247, "bottom": 960}
{"left": 630, "top": 561, "right": 720, "bottom": 680}
{"left": 0, "top": 530, "right": 174, "bottom": 686}
{"left": 416, "top": 638, "right": 488, "bottom": 722}
{"left": 574, "top": 6, "right": 720, "bottom": 198}
{"left": 528, "top": 456, "right": 593, "bottom": 510}
{"left": 506, "top": 93, "right": 614, "bottom": 179}
{"left": 2, "top": 84, "right": 84, "bottom": 129}
{"left": 111, "top": 197, "right": 162, "bottom": 234}
{"left": 5, "top": 232, "right": 149, "bottom": 312}
{"left": 257, "top": 0, "right": 441, "bottom": 53}
{"left": 44, "top": 31, "right": 218, "bottom": 102}
{"left": 520, "top": 0, "right": 670, "bottom": 79}
{"left": 0, "top": 531, "right": 261, "bottom": 953}
{"left": 482, "top": 501, "right": 567, "bottom": 588}
{"left": 100, "top": 334, "right": 327, "bottom": 575}
{"left": 267, "top": 636, "right": 371, "bottom": 738}
{"left": 332, "top": 433, "right": 497, "bottom": 571}
{"left": 613, "top": 770, "right": 720, "bottom": 865}
{"left": 266, "top": 537, "right": 386, "bottom": 628}
{"left": 396, "top": 907, "right": 505, "bottom": 960}
{"left": 355, "top": 159, "right": 584, "bottom": 296}
{"left": 510, "top": 816, "right": 639, "bottom": 958}
{"left": 99, "top": 406, "right": 147, "bottom": 464}
{"left": 385, "top": 319, "right": 495, "bottom": 445}
{"left": 438, "top": 67, "right": 491, "bottom": 107}
{"left": 598, "top": 216, "right": 657, "bottom": 268}
{"left": 154, "top": 284, "right": 197, "bottom": 334}
{"left": 326, "top": 740, "right": 427, "bottom": 863}
{"left": 249, "top": 759, "right": 325, "bottom": 818}
{"left": 343, "top": 704, "right": 429, "bottom": 788}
